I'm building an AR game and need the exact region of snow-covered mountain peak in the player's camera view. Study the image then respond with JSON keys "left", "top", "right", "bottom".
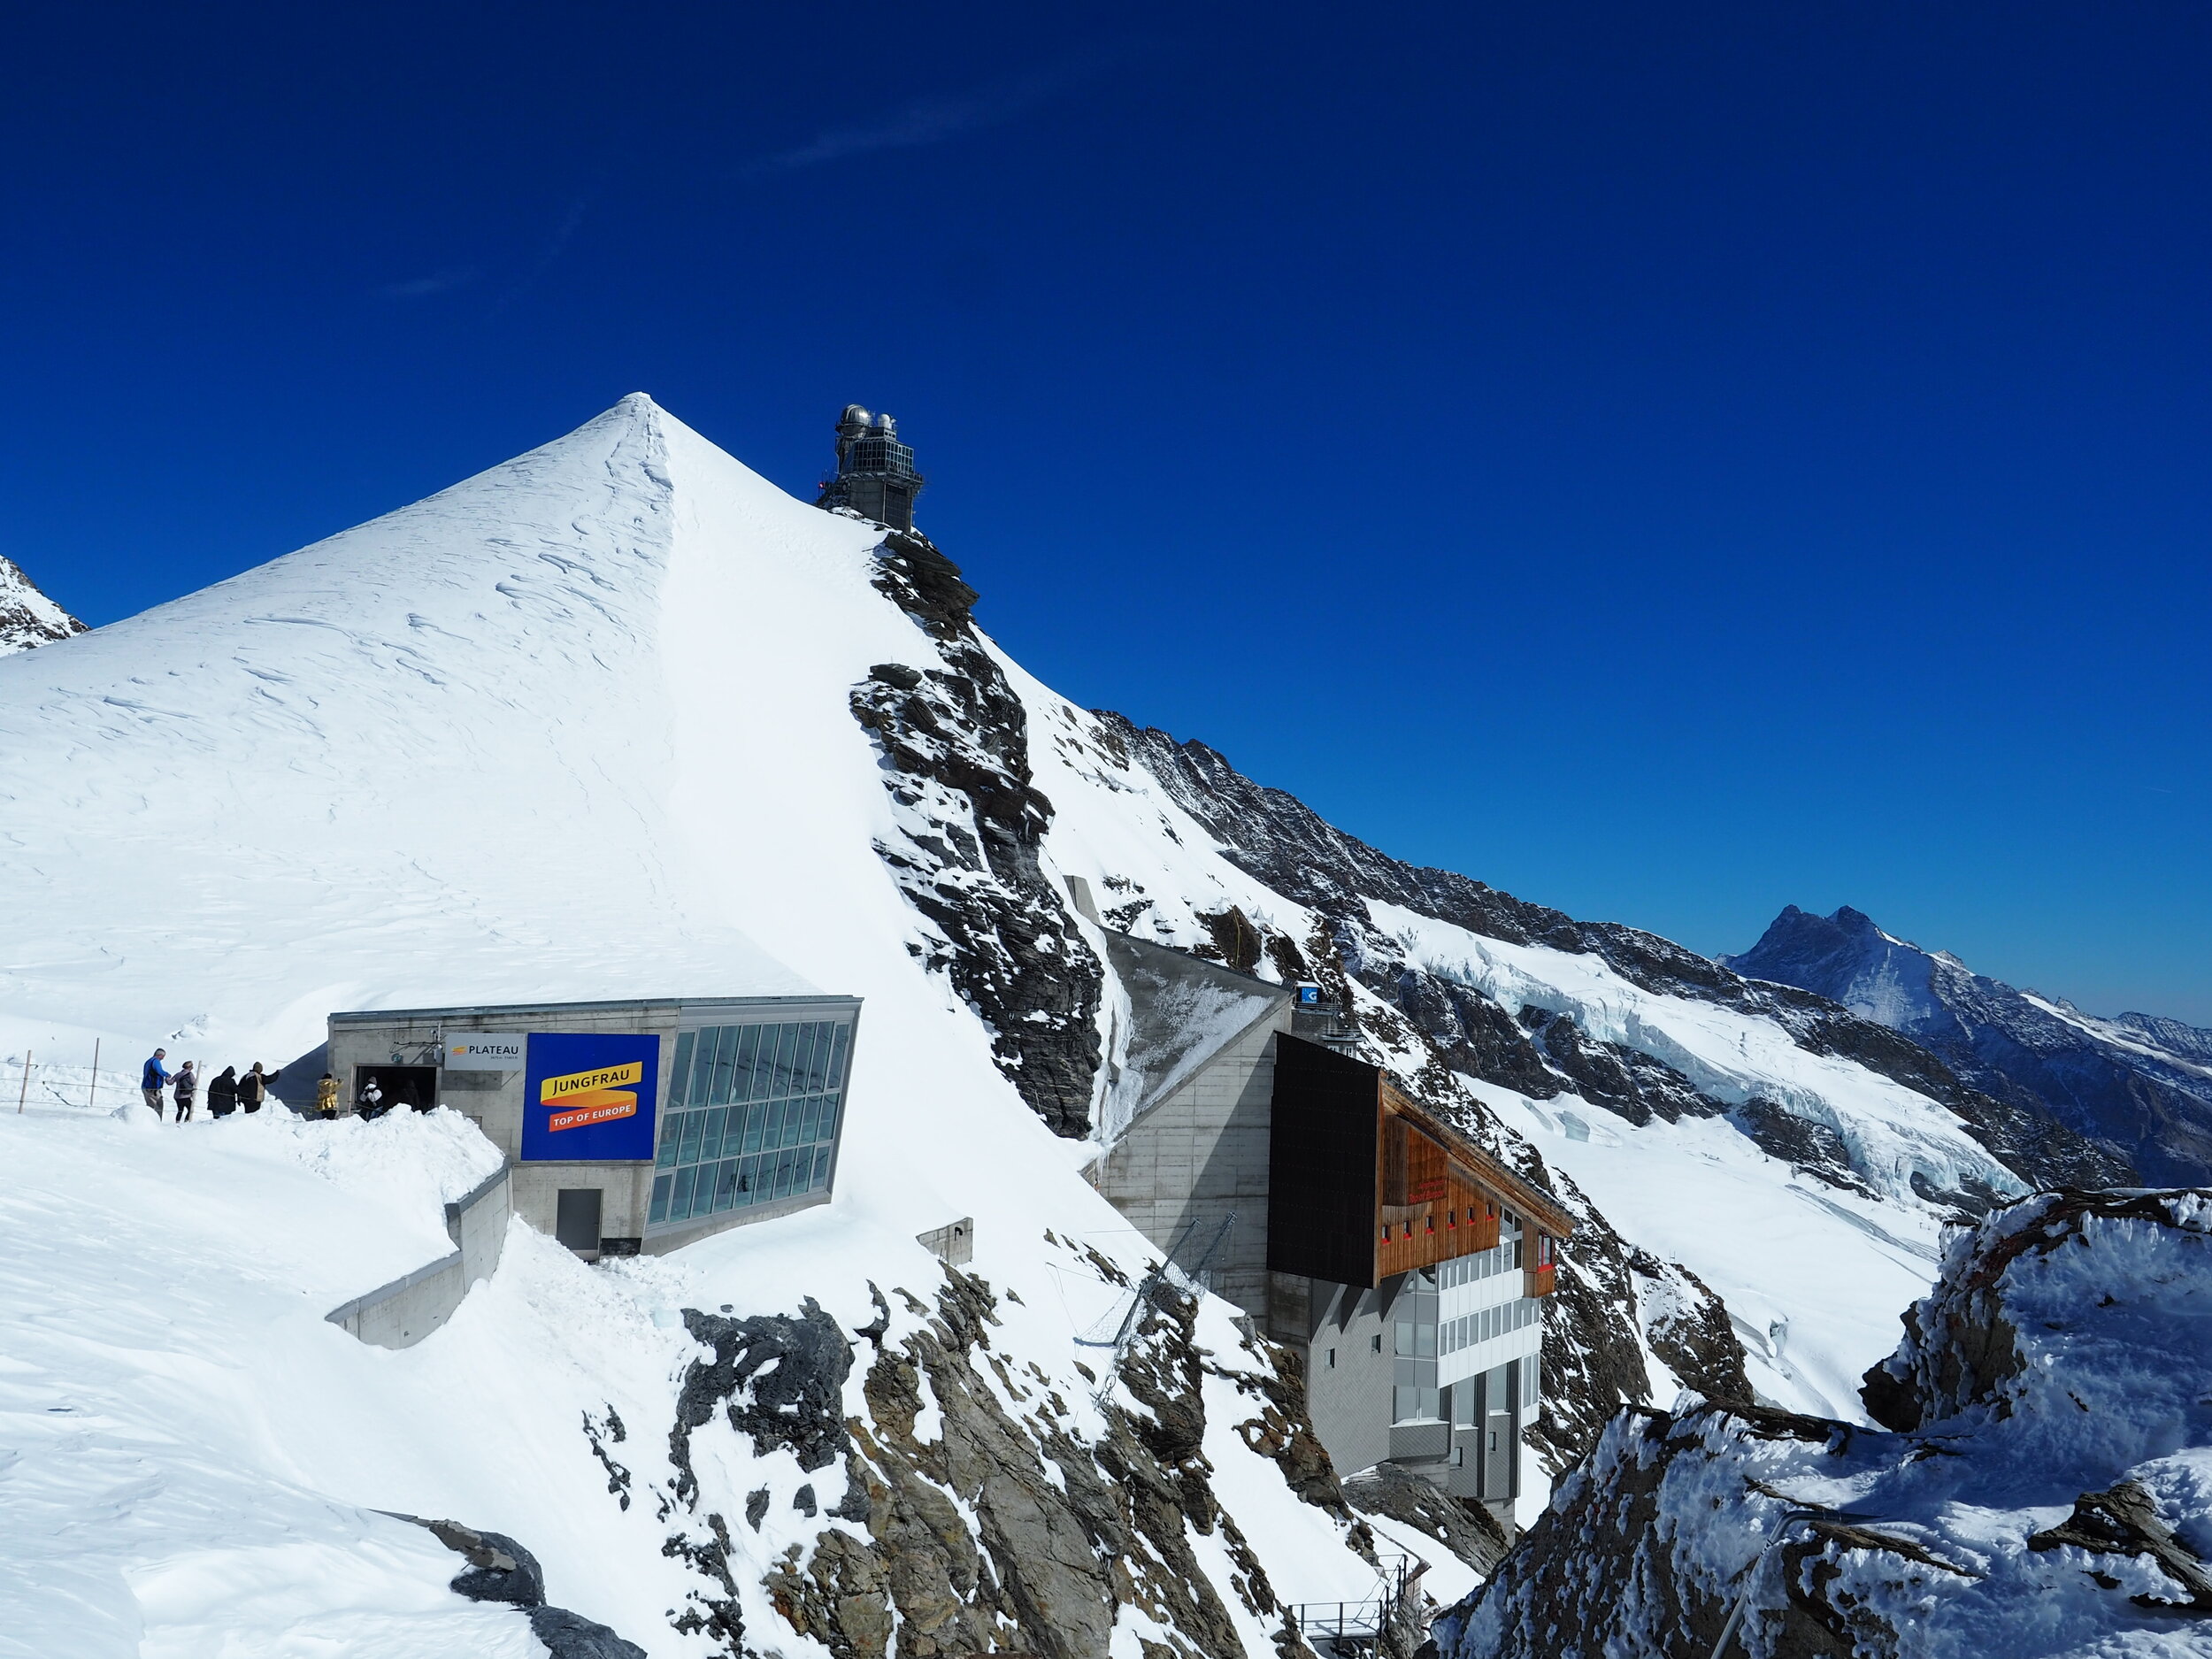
{"left": 0, "top": 549, "right": 86, "bottom": 655}
{"left": 1729, "top": 902, "right": 2212, "bottom": 1185}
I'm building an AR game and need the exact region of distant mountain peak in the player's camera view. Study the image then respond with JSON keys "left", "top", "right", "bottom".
{"left": 1728, "top": 902, "right": 2212, "bottom": 1185}
{"left": 0, "top": 552, "right": 86, "bottom": 656}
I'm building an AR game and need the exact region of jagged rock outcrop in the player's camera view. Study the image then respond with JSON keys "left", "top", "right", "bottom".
{"left": 656, "top": 1257, "right": 1373, "bottom": 1659}
{"left": 1342, "top": 1462, "right": 1509, "bottom": 1577}
{"left": 401, "top": 1515, "right": 649, "bottom": 1658}
{"left": 0, "top": 552, "right": 84, "bottom": 656}
{"left": 852, "top": 533, "right": 1102, "bottom": 1135}
{"left": 1440, "top": 1187, "right": 2212, "bottom": 1657}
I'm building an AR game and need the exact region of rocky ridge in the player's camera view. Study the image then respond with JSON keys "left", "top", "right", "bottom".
{"left": 849, "top": 532, "right": 1103, "bottom": 1136}
{"left": 1729, "top": 903, "right": 2212, "bottom": 1186}
{"left": 0, "top": 552, "right": 84, "bottom": 656}
{"left": 1440, "top": 1188, "right": 2212, "bottom": 1658}
{"left": 626, "top": 1240, "right": 1393, "bottom": 1659}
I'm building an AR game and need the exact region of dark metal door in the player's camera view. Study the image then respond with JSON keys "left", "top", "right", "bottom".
{"left": 556, "top": 1188, "right": 603, "bottom": 1254}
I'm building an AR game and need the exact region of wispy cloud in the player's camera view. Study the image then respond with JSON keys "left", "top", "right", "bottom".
{"left": 378, "top": 265, "right": 480, "bottom": 300}
{"left": 748, "top": 49, "right": 1127, "bottom": 174}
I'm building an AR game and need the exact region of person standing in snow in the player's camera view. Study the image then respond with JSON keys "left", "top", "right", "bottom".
{"left": 313, "top": 1073, "right": 339, "bottom": 1120}
{"left": 236, "top": 1063, "right": 279, "bottom": 1114}
{"left": 141, "top": 1049, "right": 171, "bottom": 1117}
{"left": 357, "top": 1077, "right": 385, "bottom": 1119}
{"left": 173, "top": 1061, "right": 198, "bottom": 1123}
{"left": 207, "top": 1065, "right": 239, "bottom": 1118}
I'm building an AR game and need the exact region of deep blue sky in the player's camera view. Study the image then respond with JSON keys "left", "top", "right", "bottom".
{"left": 4, "top": 4, "right": 2208, "bottom": 1021}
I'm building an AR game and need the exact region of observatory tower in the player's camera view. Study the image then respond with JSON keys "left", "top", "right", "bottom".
{"left": 816, "top": 404, "right": 924, "bottom": 533}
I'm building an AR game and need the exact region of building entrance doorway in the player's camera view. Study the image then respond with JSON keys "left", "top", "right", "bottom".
{"left": 354, "top": 1064, "right": 437, "bottom": 1118}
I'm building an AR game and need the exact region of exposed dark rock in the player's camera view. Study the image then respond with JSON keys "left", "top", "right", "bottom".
{"left": 1727, "top": 1097, "right": 1876, "bottom": 1194}
{"left": 1200, "top": 905, "right": 1264, "bottom": 972}
{"left": 853, "top": 533, "right": 1103, "bottom": 1135}
{"left": 750, "top": 1264, "right": 1338, "bottom": 1659}
{"left": 0, "top": 552, "right": 85, "bottom": 656}
{"left": 1342, "top": 1463, "right": 1508, "bottom": 1576}
{"left": 396, "top": 1514, "right": 652, "bottom": 1658}
{"left": 402, "top": 1517, "right": 545, "bottom": 1607}
{"left": 582, "top": 1406, "right": 633, "bottom": 1511}
{"left": 671, "top": 1301, "right": 853, "bottom": 1502}
{"left": 527, "top": 1605, "right": 650, "bottom": 1659}
{"left": 1627, "top": 1250, "right": 1753, "bottom": 1405}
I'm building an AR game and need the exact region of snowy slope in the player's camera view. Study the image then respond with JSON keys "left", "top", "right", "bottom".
{"left": 0, "top": 398, "right": 1387, "bottom": 1657}
{"left": 0, "top": 394, "right": 2158, "bottom": 1654}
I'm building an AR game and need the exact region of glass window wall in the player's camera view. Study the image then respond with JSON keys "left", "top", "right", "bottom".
{"left": 649, "top": 1018, "right": 853, "bottom": 1230}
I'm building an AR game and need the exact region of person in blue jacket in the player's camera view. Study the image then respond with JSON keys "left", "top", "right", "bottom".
{"left": 141, "top": 1049, "right": 171, "bottom": 1118}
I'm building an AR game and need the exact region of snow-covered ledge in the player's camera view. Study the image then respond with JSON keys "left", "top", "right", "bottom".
{"left": 326, "top": 1164, "right": 511, "bottom": 1348}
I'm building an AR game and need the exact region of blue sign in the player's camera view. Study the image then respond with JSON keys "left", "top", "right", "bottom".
{"left": 520, "top": 1032, "right": 661, "bottom": 1162}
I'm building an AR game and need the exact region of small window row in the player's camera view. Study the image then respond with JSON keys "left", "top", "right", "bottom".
{"left": 656, "top": 1095, "right": 839, "bottom": 1171}
{"left": 1438, "top": 1236, "right": 1525, "bottom": 1286}
{"left": 1440, "top": 1294, "right": 1540, "bottom": 1355}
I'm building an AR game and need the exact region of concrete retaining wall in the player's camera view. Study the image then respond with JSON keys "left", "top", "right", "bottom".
{"left": 327, "top": 1165, "right": 511, "bottom": 1349}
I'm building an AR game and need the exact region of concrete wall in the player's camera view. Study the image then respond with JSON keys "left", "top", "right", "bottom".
{"left": 1269, "top": 1271, "right": 1400, "bottom": 1478}
{"left": 327, "top": 1165, "right": 511, "bottom": 1349}
{"left": 1087, "top": 1007, "right": 1290, "bottom": 1320}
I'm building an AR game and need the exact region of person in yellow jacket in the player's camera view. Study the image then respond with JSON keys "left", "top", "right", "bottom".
{"left": 313, "top": 1073, "right": 340, "bottom": 1120}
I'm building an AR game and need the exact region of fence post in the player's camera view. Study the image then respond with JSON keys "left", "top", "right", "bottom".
{"left": 88, "top": 1040, "right": 99, "bottom": 1110}
{"left": 17, "top": 1049, "right": 28, "bottom": 1114}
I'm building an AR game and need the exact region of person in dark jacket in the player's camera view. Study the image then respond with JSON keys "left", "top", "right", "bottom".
{"left": 141, "top": 1049, "right": 171, "bottom": 1117}
{"left": 237, "top": 1063, "right": 280, "bottom": 1114}
{"left": 207, "top": 1066, "right": 239, "bottom": 1118}
{"left": 173, "top": 1061, "right": 198, "bottom": 1123}
{"left": 356, "top": 1077, "right": 386, "bottom": 1120}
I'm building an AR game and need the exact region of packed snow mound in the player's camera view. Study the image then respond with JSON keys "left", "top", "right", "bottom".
{"left": 1729, "top": 904, "right": 2212, "bottom": 1185}
{"left": 1440, "top": 1188, "right": 2212, "bottom": 1658}
{"left": 0, "top": 549, "right": 83, "bottom": 654}
{"left": 2, "top": 1102, "right": 1387, "bottom": 1658}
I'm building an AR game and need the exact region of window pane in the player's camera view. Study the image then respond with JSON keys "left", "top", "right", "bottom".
{"left": 679, "top": 1112, "right": 705, "bottom": 1167}
{"left": 671, "top": 1032, "right": 695, "bottom": 1107}
{"left": 650, "top": 1173, "right": 672, "bottom": 1225}
{"left": 813, "top": 1146, "right": 832, "bottom": 1187}
{"left": 672, "top": 1164, "right": 699, "bottom": 1218}
{"left": 1417, "top": 1324, "right": 1436, "bottom": 1358}
{"left": 685, "top": 1029, "right": 715, "bottom": 1107}
{"left": 828, "top": 1023, "right": 850, "bottom": 1088}
{"left": 796, "top": 1096, "right": 820, "bottom": 1146}
{"left": 656, "top": 1119, "right": 680, "bottom": 1170}
{"left": 741, "top": 1101, "right": 765, "bottom": 1155}
{"left": 714, "top": 1158, "right": 739, "bottom": 1211}
{"left": 775, "top": 1148, "right": 798, "bottom": 1198}
{"left": 730, "top": 1026, "right": 765, "bottom": 1106}
{"left": 793, "top": 1024, "right": 822, "bottom": 1095}
{"left": 820, "top": 1094, "right": 841, "bottom": 1140}
{"left": 738, "top": 1154, "right": 761, "bottom": 1203}
{"left": 698, "top": 1107, "right": 724, "bottom": 1162}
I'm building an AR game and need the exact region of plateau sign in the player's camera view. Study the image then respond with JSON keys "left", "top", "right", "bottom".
{"left": 521, "top": 1033, "right": 660, "bottom": 1162}
{"left": 443, "top": 1032, "right": 524, "bottom": 1071}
